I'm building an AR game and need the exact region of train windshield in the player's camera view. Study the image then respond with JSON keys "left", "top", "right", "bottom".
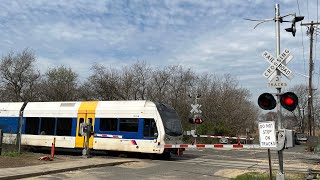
{"left": 156, "top": 103, "right": 183, "bottom": 136}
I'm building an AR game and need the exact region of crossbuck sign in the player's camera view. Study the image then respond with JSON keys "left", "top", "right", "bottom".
{"left": 190, "top": 104, "right": 202, "bottom": 114}
{"left": 262, "top": 48, "right": 294, "bottom": 81}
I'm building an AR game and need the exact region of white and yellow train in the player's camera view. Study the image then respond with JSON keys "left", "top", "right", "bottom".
{"left": 0, "top": 101, "right": 183, "bottom": 156}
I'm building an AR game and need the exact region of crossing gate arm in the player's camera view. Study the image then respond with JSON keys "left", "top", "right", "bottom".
{"left": 197, "top": 135, "right": 254, "bottom": 140}
{"left": 187, "top": 131, "right": 254, "bottom": 140}
{"left": 160, "top": 144, "right": 261, "bottom": 149}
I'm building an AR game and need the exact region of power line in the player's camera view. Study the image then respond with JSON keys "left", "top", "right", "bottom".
{"left": 307, "top": 0, "right": 310, "bottom": 22}
{"left": 297, "top": 0, "right": 308, "bottom": 84}
{"left": 297, "top": 0, "right": 301, "bottom": 15}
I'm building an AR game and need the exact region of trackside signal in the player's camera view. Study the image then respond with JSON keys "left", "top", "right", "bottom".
{"left": 280, "top": 92, "right": 298, "bottom": 111}
{"left": 189, "top": 117, "right": 203, "bottom": 124}
{"left": 258, "top": 93, "right": 276, "bottom": 110}
{"left": 189, "top": 117, "right": 195, "bottom": 124}
{"left": 195, "top": 118, "right": 203, "bottom": 124}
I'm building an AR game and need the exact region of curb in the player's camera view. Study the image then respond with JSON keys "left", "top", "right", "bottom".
{"left": 0, "top": 160, "right": 136, "bottom": 180}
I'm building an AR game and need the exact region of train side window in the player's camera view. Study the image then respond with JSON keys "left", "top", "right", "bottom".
{"left": 40, "top": 117, "right": 55, "bottom": 135}
{"left": 78, "top": 118, "right": 84, "bottom": 136}
{"left": 56, "top": 118, "right": 72, "bottom": 136}
{"left": 119, "top": 118, "right": 138, "bottom": 132}
{"left": 25, "top": 117, "right": 40, "bottom": 135}
{"left": 144, "top": 119, "right": 157, "bottom": 137}
{"left": 99, "top": 118, "right": 118, "bottom": 131}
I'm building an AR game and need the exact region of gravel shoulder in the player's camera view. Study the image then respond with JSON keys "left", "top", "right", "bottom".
{"left": 0, "top": 152, "right": 76, "bottom": 168}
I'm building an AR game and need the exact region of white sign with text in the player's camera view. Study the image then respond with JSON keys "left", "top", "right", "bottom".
{"left": 258, "top": 121, "right": 277, "bottom": 148}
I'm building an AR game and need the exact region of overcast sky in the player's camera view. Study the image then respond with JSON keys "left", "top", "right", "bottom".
{"left": 0, "top": 0, "right": 319, "bottom": 103}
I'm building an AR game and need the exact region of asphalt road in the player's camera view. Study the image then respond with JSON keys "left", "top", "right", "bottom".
{"left": 22, "top": 144, "right": 318, "bottom": 180}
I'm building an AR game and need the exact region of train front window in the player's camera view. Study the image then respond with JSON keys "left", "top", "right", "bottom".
{"left": 156, "top": 103, "right": 183, "bottom": 136}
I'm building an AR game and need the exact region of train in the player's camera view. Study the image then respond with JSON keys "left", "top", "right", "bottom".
{"left": 0, "top": 101, "right": 184, "bottom": 157}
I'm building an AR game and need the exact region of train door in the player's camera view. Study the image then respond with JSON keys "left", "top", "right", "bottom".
{"left": 75, "top": 101, "right": 98, "bottom": 148}
{"left": 75, "top": 113, "right": 95, "bottom": 148}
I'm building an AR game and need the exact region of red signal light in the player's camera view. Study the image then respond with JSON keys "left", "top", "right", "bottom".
{"left": 284, "top": 97, "right": 294, "bottom": 105}
{"left": 280, "top": 92, "right": 298, "bottom": 111}
{"left": 195, "top": 118, "right": 202, "bottom": 124}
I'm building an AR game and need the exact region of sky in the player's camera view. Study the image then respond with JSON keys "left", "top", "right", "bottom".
{"left": 0, "top": 0, "right": 319, "bottom": 103}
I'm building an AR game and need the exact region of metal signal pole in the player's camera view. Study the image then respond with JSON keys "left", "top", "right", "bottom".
{"left": 275, "top": 4, "right": 285, "bottom": 180}
{"left": 246, "top": 4, "right": 303, "bottom": 180}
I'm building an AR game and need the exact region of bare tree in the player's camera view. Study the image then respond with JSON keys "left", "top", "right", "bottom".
{"left": 118, "top": 66, "right": 136, "bottom": 100}
{"left": 84, "top": 63, "right": 123, "bottom": 100}
{"left": 167, "top": 66, "right": 195, "bottom": 109}
{"left": 131, "top": 61, "right": 152, "bottom": 100}
{"left": 194, "top": 74, "right": 259, "bottom": 135}
{"left": 148, "top": 66, "right": 172, "bottom": 102}
{"left": 0, "top": 49, "right": 40, "bottom": 102}
{"left": 40, "top": 65, "right": 78, "bottom": 101}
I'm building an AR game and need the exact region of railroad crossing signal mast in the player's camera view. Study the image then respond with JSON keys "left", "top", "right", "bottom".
{"left": 246, "top": 4, "right": 303, "bottom": 180}
{"left": 189, "top": 94, "right": 203, "bottom": 144}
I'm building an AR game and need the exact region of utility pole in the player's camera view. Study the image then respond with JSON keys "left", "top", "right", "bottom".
{"left": 301, "top": 21, "right": 320, "bottom": 136}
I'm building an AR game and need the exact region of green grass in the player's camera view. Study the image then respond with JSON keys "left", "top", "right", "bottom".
{"left": 2, "top": 151, "right": 21, "bottom": 157}
{"left": 232, "top": 172, "right": 309, "bottom": 180}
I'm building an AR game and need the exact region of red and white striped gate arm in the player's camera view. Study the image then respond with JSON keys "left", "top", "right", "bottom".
{"left": 197, "top": 135, "right": 254, "bottom": 140}
{"left": 159, "top": 144, "right": 261, "bottom": 149}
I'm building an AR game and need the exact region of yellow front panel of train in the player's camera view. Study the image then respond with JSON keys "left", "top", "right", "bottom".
{"left": 75, "top": 101, "right": 98, "bottom": 148}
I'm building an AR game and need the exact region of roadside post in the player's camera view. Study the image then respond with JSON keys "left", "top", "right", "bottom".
{"left": 51, "top": 137, "right": 56, "bottom": 158}
{"left": 189, "top": 94, "right": 202, "bottom": 144}
{"left": 80, "top": 122, "right": 91, "bottom": 158}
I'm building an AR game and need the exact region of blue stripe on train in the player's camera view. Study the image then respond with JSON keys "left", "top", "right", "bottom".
{"left": 1, "top": 116, "right": 154, "bottom": 140}
{"left": 0, "top": 117, "right": 20, "bottom": 134}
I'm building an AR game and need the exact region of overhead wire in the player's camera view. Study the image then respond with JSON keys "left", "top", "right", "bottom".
{"left": 307, "top": 0, "right": 310, "bottom": 22}
{"left": 297, "top": 0, "right": 308, "bottom": 85}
